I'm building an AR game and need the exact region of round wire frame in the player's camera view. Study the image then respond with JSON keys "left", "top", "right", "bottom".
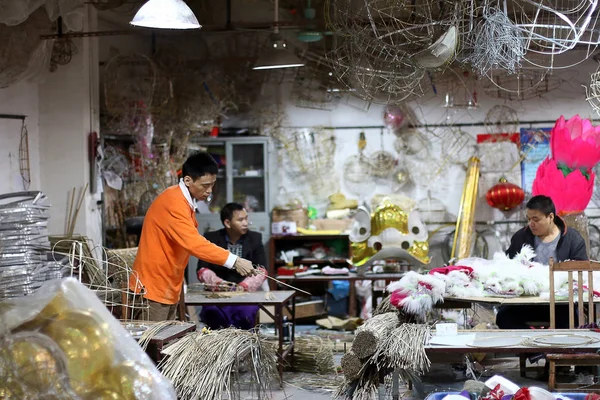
{"left": 510, "top": 0, "right": 600, "bottom": 56}
{"left": 484, "top": 105, "right": 520, "bottom": 134}
{"left": 328, "top": 35, "right": 425, "bottom": 105}
{"left": 525, "top": 334, "right": 600, "bottom": 347}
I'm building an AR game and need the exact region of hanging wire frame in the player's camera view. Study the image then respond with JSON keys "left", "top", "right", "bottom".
{"left": 325, "top": 0, "right": 465, "bottom": 105}
{"left": 291, "top": 52, "right": 341, "bottom": 111}
{"left": 484, "top": 66, "right": 564, "bottom": 100}
{"left": 465, "top": 6, "right": 526, "bottom": 76}
{"left": 343, "top": 153, "right": 376, "bottom": 197}
{"left": 328, "top": 34, "right": 425, "bottom": 105}
{"left": 274, "top": 127, "right": 340, "bottom": 202}
{"left": 585, "top": 63, "right": 600, "bottom": 117}
{"left": 509, "top": 0, "right": 600, "bottom": 69}
{"left": 509, "top": 0, "right": 600, "bottom": 54}
{"left": 393, "top": 128, "right": 433, "bottom": 160}
{"left": 483, "top": 105, "right": 520, "bottom": 134}
{"left": 19, "top": 121, "right": 31, "bottom": 190}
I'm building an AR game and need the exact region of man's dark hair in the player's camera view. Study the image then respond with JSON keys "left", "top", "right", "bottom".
{"left": 181, "top": 152, "right": 218, "bottom": 180}
{"left": 526, "top": 195, "right": 556, "bottom": 216}
{"left": 220, "top": 202, "right": 245, "bottom": 225}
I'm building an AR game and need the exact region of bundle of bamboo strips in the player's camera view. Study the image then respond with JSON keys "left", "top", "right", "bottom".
{"left": 64, "top": 184, "right": 88, "bottom": 237}
{"left": 372, "top": 324, "right": 432, "bottom": 373}
{"left": 351, "top": 312, "right": 400, "bottom": 359}
{"left": 293, "top": 336, "right": 336, "bottom": 374}
{"left": 159, "top": 328, "right": 277, "bottom": 400}
{"left": 372, "top": 295, "right": 396, "bottom": 316}
{"left": 340, "top": 350, "right": 362, "bottom": 381}
{"left": 336, "top": 323, "right": 432, "bottom": 400}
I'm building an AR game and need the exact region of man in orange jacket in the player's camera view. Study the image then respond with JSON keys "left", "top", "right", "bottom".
{"left": 130, "top": 152, "right": 256, "bottom": 321}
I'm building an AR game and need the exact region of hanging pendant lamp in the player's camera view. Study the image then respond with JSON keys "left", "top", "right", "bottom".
{"left": 130, "top": 0, "right": 201, "bottom": 30}
{"left": 253, "top": 0, "right": 304, "bottom": 70}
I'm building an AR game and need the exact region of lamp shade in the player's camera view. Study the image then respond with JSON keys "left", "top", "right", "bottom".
{"left": 253, "top": 46, "right": 304, "bottom": 70}
{"left": 130, "top": 0, "right": 201, "bottom": 30}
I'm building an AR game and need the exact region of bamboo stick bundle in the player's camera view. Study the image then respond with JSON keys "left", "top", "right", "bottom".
{"left": 159, "top": 328, "right": 277, "bottom": 400}
{"left": 351, "top": 312, "right": 400, "bottom": 359}
{"left": 372, "top": 323, "right": 432, "bottom": 373}
{"left": 372, "top": 295, "right": 396, "bottom": 316}
{"left": 340, "top": 350, "right": 363, "bottom": 381}
{"left": 293, "top": 336, "right": 335, "bottom": 374}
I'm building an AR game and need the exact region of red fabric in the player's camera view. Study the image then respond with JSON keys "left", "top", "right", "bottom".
{"left": 514, "top": 387, "right": 531, "bottom": 400}
{"left": 584, "top": 393, "right": 600, "bottom": 400}
{"left": 390, "top": 289, "right": 409, "bottom": 307}
{"left": 482, "top": 384, "right": 505, "bottom": 400}
{"left": 477, "top": 133, "right": 520, "bottom": 145}
{"left": 428, "top": 266, "right": 473, "bottom": 276}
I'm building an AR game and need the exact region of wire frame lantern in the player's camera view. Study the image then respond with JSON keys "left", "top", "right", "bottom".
{"left": 328, "top": 34, "right": 425, "bottom": 105}
{"left": 325, "top": 0, "right": 464, "bottom": 104}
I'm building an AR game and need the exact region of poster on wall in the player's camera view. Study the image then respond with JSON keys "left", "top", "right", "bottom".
{"left": 520, "top": 127, "right": 552, "bottom": 194}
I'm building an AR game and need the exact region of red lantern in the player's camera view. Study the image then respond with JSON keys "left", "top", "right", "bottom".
{"left": 486, "top": 177, "right": 525, "bottom": 211}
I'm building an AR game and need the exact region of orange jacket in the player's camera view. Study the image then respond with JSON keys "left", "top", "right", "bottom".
{"left": 130, "top": 185, "right": 231, "bottom": 304}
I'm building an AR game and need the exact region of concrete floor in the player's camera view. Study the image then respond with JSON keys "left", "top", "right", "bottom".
{"left": 237, "top": 323, "right": 595, "bottom": 400}
{"left": 239, "top": 354, "right": 593, "bottom": 400}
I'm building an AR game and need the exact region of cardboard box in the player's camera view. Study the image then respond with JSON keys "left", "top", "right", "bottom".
{"left": 271, "top": 221, "right": 297, "bottom": 235}
{"left": 272, "top": 207, "right": 308, "bottom": 228}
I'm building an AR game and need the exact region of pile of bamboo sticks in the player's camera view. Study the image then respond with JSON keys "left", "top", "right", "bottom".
{"left": 336, "top": 301, "right": 432, "bottom": 400}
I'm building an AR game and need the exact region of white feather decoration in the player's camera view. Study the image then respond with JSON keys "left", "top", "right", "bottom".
{"left": 384, "top": 245, "right": 600, "bottom": 317}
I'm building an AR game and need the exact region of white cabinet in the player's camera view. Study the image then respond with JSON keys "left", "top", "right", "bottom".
{"left": 186, "top": 136, "right": 272, "bottom": 284}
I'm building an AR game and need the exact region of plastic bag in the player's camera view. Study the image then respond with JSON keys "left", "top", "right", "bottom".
{"left": 0, "top": 277, "right": 176, "bottom": 399}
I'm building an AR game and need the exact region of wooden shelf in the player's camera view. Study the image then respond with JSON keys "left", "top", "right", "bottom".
{"left": 274, "top": 258, "right": 349, "bottom": 266}
{"left": 271, "top": 234, "right": 349, "bottom": 241}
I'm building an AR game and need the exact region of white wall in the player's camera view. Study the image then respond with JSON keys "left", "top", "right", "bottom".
{"left": 269, "top": 51, "right": 600, "bottom": 266}
{"left": 276, "top": 57, "right": 599, "bottom": 211}
{"left": 0, "top": 81, "right": 40, "bottom": 194}
{"left": 38, "top": 6, "right": 102, "bottom": 244}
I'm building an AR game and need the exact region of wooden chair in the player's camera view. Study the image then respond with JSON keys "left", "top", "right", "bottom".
{"left": 546, "top": 258, "right": 600, "bottom": 391}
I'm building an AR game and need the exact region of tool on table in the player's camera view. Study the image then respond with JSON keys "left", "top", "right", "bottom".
{"left": 253, "top": 264, "right": 312, "bottom": 296}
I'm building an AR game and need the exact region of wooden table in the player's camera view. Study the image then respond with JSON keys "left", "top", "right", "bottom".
{"left": 184, "top": 289, "right": 296, "bottom": 379}
{"left": 441, "top": 295, "right": 600, "bottom": 309}
{"left": 145, "top": 323, "right": 197, "bottom": 363}
{"left": 387, "top": 329, "right": 600, "bottom": 399}
{"left": 426, "top": 329, "right": 600, "bottom": 353}
{"left": 122, "top": 321, "right": 197, "bottom": 364}
{"left": 275, "top": 272, "right": 404, "bottom": 316}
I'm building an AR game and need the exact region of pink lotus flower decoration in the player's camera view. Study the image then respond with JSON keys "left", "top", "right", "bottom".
{"left": 532, "top": 158, "right": 594, "bottom": 214}
{"left": 551, "top": 115, "right": 600, "bottom": 171}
